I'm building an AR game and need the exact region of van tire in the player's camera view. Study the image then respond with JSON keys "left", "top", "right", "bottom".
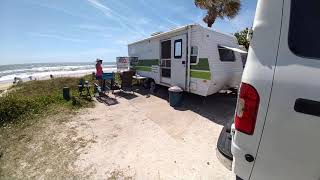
{"left": 230, "top": 88, "right": 238, "bottom": 95}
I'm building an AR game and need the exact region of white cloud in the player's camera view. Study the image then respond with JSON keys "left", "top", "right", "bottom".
{"left": 43, "top": 47, "right": 121, "bottom": 61}
{"left": 76, "top": 47, "right": 119, "bottom": 55}
{"left": 190, "top": 11, "right": 207, "bottom": 27}
{"left": 76, "top": 24, "right": 121, "bottom": 32}
{"left": 86, "top": 0, "right": 112, "bottom": 17}
{"left": 138, "top": 0, "right": 181, "bottom": 27}
{"left": 77, "top": 24, "right": 107, "bottom": 31}
{"left": 99, "top": 34, "right": 113, "bottom": 38}
{"left": 85, "top": 0, "right": 148, "bottom": 36}
{"left": 222, "top": 9, "right": 255, "bottom": 32}
{"left": 29, "top": 33, "right": 85, "bottom": 43}
{"left": 135, "top": 18, "right": 151, "bottom": 25}
{"left": 24, "top": 0, "right": 94, "bottom": 21}
{"left": 115, "top": 40, "right": 129, "bottom": 45}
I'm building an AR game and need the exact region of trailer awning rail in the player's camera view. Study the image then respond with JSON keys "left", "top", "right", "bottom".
{"left": 219, "top": 45, "right": 248, "bottom": 54}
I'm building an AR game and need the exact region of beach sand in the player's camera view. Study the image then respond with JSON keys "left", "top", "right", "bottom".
{"left": 70, "top": 88, "right": 237, "bottom": 179}
{"left": 1, "top": 86, "right": 237, "bottom": 179}
{"left": 0, "top": 83, "right": 12, "bottom": 91}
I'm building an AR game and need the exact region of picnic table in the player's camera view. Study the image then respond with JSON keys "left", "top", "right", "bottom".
{"left": 133, "top": 75, "right": 147, "bottom": 85}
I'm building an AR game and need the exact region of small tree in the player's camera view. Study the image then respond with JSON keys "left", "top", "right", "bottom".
{"left": 194, "top": 0, "right": 241, "bottom": 28}
{"left": 234, "top": 28, "right": 250, "bottom": 50}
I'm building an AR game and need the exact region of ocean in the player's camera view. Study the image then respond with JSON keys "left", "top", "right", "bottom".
{"left": 0, "top": 62, "right": 117, "bottom": 84}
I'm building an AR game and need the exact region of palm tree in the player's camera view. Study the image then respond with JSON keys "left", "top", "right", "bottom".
{"left": 195, "top": 0, "right": 241, "bottom": 27}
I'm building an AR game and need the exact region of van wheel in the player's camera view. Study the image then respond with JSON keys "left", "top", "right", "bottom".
{"left": 230, "top": 88, "right": 238, "bottom": 95}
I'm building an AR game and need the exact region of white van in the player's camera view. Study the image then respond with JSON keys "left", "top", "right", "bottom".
{"left": 128, "top": 24, "right": 245, "bottom": 96}
{"left": 217, "top": 0, "right": 320, "bottom": 179}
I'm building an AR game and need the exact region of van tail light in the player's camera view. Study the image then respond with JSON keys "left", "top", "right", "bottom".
{"left": 235, "top": 83, "right": 260, "bottom": 135}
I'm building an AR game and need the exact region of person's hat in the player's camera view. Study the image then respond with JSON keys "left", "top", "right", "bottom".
{"left": 96, "top": 59, "right": 103, "bottom": 62}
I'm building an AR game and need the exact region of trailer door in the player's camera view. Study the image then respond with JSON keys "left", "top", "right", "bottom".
{"left": 171, "top": 34, "right": 187, "bottom": 89}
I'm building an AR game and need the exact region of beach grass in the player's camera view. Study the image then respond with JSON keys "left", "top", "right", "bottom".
{"left": 0, "top": 75, "right": 95, "bottom": 126}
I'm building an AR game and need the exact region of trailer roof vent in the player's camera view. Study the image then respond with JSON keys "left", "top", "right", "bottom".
{"left": 151, "top": 31, "right": 163, "bottom": 36}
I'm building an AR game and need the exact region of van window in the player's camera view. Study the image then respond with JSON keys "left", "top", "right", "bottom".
{"left": 218, "top": 46, "right": 235, "bottom": 62}
{"left": 174, "top": 39, "right": 182, "bottom": 58}
{"left": 190, "top": 46, "right": 198, "bottom": 64}
{"left": 288, "top": 0, "right": 320, "bottom": 59}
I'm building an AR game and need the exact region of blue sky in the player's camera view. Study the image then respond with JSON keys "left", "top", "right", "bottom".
{"left": 0, "top": 0, "right": 257, "bottom": 65}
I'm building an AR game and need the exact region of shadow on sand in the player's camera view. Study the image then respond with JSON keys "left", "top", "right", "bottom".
{"left": 134, "top": 85, "right": 237, "bottom": 127}
{"left": 96, "top": 93, "right": 119, "bottom": 106}
{"left": 113, "top": 90, "right": 138, "bottom": 100}
{"left": 96, "top": 89, "right": 139, "bottom": 105}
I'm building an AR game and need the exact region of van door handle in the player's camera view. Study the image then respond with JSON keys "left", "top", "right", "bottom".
{"left": 294, "top": 98, "right": 320, "bottom": 117}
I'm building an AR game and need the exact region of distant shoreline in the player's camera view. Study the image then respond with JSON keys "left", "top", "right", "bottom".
{"left": 0, "top": 70, "right": 98, "bottom": 86}
{"left": 0, "top": 61, "right": 116, "bottom": 66}
{"left": 0, "top": 62, "right": 117, "bottom": 84}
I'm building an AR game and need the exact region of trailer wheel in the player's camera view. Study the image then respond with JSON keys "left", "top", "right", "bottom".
{"left": 150, "top": 81, "right": 157, "bottom": 93}
{"left": 143, "top": 78, "right": 151, "bottom": 89}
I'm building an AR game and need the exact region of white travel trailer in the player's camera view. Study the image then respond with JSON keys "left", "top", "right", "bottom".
{"left": 128, "top": 24, "right": 246, "bottom": 96}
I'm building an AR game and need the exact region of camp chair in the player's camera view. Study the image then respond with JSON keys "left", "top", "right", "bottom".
{"left": 78, "top": 79, "right": 85, "bottom": 95}
{"left": 78, "top": 79, "right": 91, "bottom": 97}
{"left": 118, "top": 71, "right": 135, "bottom": 94}
{"left": 102, "top": 72, "right": 118, "bottom": 94}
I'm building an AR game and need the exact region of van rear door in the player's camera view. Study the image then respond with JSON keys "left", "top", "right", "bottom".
{"left": 250, "top": 0, "right": 320, "bottom": 179}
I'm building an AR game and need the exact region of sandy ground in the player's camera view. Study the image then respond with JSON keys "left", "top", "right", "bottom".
{"left": 0, "top": 83, "right": 11, "bottom": 91}
{"left": 68, "top": 88, "right": 237, "bottom": 179}
{"left": 0, "top": 86, "right": 237, "bottom": 179}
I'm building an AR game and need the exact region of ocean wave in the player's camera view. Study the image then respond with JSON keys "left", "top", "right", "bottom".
{"left": 1, "top": 65, "right": 115, "bottom": 74}
{"left": 0, "top": 63, "right": 117, "bottom": 83}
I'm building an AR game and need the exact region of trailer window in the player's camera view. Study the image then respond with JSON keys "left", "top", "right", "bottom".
{"left": 218, "top": 46, "right": 235, "bottom": 62}
{"left": 288, "top": 0, "right": 320, "bottom": 59}
{"left": 174, "top": 39, "right": 182, "bottom": 58}
{"left": 161, "top": 40, "right": 171, "bottom": 59}
{"left": 190, "top": 46, "right": 198, "bottom": 64}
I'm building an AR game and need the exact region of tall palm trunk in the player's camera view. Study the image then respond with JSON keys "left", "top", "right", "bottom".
{"left": 204, "top": 9, "right": 218, "bottom": 27}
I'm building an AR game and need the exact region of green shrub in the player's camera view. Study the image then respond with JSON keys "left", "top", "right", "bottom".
{"left": 0, "top": 76, "right": 95, "bottom": 125}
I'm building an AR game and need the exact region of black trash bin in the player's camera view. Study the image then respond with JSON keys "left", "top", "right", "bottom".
{"left": 168, "top": 86, "right": 183, "bottom": 107}
{"left": 63, "top": 87, "right": 70, "bottom": 100}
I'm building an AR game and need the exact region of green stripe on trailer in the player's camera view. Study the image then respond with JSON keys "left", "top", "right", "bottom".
{"left": 137, "top": 59, "right": 159, "bottom": 66}
{"left": 135, "top": 66, "right": 152, "bottom": 72}
{"left": 190, "top": 70, "right": 211, "bottom": 80}
{"left": 191, "top": 58, "right": 210, "bottom": 71}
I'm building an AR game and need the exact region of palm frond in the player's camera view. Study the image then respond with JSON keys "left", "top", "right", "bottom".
{"left": 194, "top": 0, "right": 241, "bottom": 27}
{"left": 224, "top": 0, "right": 241, "bottom": 18}
{"left": 194, "top": 0, "right": 210, "bottom": 9}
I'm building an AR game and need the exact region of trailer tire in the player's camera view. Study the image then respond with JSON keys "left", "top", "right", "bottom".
{"left": 143, "top": 78, "right": 152, "bottom": 89}
{"left": 150, "top": 81, "right": 157, "bottom": 93}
